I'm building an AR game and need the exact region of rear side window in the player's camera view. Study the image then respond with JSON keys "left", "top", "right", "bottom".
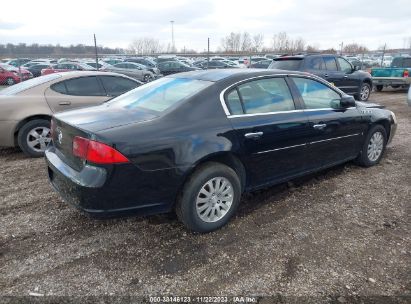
{"left": 63, "top": 76, "right": 104, "bottom": 96}
{"left": 227, "top": 78, "right": 295, "bottom": 114}
{"left": 306, "top": 57, "right": 324, "bottom": 70}
{"left": 269, "top": 59, "right": 302, "bottom": 70}
{"left": 391, "top": 57, "right": 411, "bottom": 68}
{"left": 226, "top": 90, "right": 243, "bottom": 115}
{"left": 51, "top": 81, "right": 67, "bottom": 94}
{"left": 292, "top": 77, "right": 341, "bottom": 109}
{"left": 100, "top": 76, "right": 139, "bottom": 97}
{"left": 323, "top": 57, "right": 338, "bottom": 71}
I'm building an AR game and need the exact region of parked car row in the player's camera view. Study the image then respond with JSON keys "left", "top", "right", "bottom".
{"left": 0, "top": 63, "right": 33, "bottom": 85}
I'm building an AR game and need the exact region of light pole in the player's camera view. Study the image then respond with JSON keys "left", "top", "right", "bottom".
{"left": 170, "top": 20, "right": 175, "bottom": 53}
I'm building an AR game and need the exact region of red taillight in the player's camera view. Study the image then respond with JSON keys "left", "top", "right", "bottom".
{"left": 72, "top": 136, "right": 129, "bottom": 164}
{"left": 404, "top": 69, "right": 409, "bottom": 78}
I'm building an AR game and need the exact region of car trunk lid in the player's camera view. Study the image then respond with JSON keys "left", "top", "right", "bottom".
{"left": 51, "top": 105, "right": 158, "bottom": 171}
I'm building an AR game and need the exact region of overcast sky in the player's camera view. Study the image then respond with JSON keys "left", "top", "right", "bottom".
{"left": 1, "top": 0, "right": 411, "bottom": 52}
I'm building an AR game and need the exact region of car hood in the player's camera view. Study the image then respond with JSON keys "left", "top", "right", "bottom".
{"left": 54, "top": 104, "right": 158, "bottom": 133}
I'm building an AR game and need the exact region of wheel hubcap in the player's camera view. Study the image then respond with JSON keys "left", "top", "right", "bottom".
{"left": 361, "top": 85, "right": 370, "bottom": 100}
{"left": 196, "top": 177, "right": 234, "bottom": 223}
{"left": 27, "top": 127, "right": 51, "bottom": 153}
{"left": 7, "top": 78, "right": 14, "bottom": 85}
{"left": 367, "top": 131, "right": 384, "bottom": 162}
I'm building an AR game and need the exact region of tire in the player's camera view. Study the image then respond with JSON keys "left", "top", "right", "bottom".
{"left": 376, "top": 85, "right": 383, "bottom": 92}
{"left": 355, "top": 125, "right": 387, "bottom": 167}
{"left": 355, "top": 82, "right": 371, "bottom": 101}
{"left": 143, "top": 74, "right": 153, "bottom": 82}
{"left": 176, "top": 162, "right": 242, "bottom": 233}
{"left": 6, "top": 77, "right": 15, "bottom": 85}
{"left": 17, "top": 119, "right": 51, "bottom": 157}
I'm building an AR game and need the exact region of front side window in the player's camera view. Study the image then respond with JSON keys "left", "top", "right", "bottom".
{"left": 226, "top": 77, "right": 295, "bottom": 115}
{"left": 292, "top": 77, "right": 341, "bottom": 109}
{"left": 108, "top": 77, "right": 212, "bottom": 112}
{"left": 337, "top": 57, "right": 353, "bottom": 73}
{"left": 63, "top": 76, "right": 104, "bottom": 96}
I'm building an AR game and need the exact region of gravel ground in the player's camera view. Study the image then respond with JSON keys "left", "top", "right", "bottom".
{"left": 0, "top": 89, "right": 410, "bottom": 303}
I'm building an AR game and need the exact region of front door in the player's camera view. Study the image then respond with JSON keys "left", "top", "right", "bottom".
{"left": 225, "top": 76, "right": 312, "bottom": 188}
{"left": 290, "top": 76, "right": 367, "bottom": 168}
{"left": 336, "top": 57, "right": 360, "bottom": 95}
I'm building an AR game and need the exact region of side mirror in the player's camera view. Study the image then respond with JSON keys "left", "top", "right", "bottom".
{"left": 354, "top": 65, "right": 361, "bottom": 71}
{"left": 340, "top": 95, "right": 356, "bottom": 108}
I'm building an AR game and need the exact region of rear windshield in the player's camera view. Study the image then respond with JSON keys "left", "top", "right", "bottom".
{"left": 107, "top": 77, "right": 212, "bottom": 112}
{"left": 391, "top": 57, "right": 411, "bottom": 68}
{"left": 0, "top": 74, "right": 62, "bottom": 95}
{"left": 269, "top": 58, "right": 302, "bottom": 70}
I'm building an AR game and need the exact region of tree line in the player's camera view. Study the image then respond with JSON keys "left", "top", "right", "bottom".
{"left": 0, "top": 43, "right": 125, "bottom": 57}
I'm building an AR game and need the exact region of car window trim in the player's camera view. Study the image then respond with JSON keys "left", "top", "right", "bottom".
{"left": 220, "top": 73, "right": 344, "bottom": 117}
{"left": 222, "top": 75, "right": 297, "bottom": 116}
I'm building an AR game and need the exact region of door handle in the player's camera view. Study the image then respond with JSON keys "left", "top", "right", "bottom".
{"left": 244, "top": 132, "right": 263, "bottom": 139}
{"left": 344, "top": 75, "right": 348, "bottom": 78}
{"left": 324, "top": 74, "right": 329, "bottom": 77}
{"left": 313, "top": 124, "right": 327, "bottom": 130}
{"left": 59, "top": 101, "right": 71, "bottom": 105}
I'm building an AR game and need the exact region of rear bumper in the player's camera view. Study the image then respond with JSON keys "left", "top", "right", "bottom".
{"left": 372, "top": 77, "right": 411, "bottom": 86}
{"left": 45, "top": 146, "right": 181, "bottom": 217}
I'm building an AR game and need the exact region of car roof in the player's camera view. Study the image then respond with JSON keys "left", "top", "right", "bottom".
{"left": 274, "top": 53, "right": 337, "bottom": 59}
{"left": 170, "top": 68, "right": 309, "bottom": 82}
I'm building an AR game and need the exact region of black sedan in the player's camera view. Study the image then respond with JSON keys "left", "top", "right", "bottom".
{"left": 46, "top": 69, "right": 397, "bottom": 232}
{"left": 27, "top": 63, "right": 52, "bottom": 77}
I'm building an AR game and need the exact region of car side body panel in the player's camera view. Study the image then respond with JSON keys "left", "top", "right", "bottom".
{"left": 45, "top": 70, "right": 396, "bottom": 217}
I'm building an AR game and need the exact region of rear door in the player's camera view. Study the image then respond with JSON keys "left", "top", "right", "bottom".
{"left": 303, "top": 56, "right": 326, "bottom": 78}
{"left": 322, "top": 56, "right": 342, "bottom": 87}
{"left": 225, "top": 76, "right": 312, "bottom": 187}
{"left": 45, "top": 76, "right": 109, "bottom": 112}
{"left": 290, "top": 76, "right": 366, "bottom": 168}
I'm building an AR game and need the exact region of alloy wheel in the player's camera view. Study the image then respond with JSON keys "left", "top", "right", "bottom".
{"left": 360, "top": 85, "right": 370, "bottom": 101}
{"left": 6, "top": 78, "right": 15, "bottom": 85}
{"left": 195, "top": 177, "right": 234, "bottom": 223}
{"left": 367, "top": 131, "right": 384, "bottom": 162}
{"left": 26, "top": 127, "right": 51, "bottom": 153}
